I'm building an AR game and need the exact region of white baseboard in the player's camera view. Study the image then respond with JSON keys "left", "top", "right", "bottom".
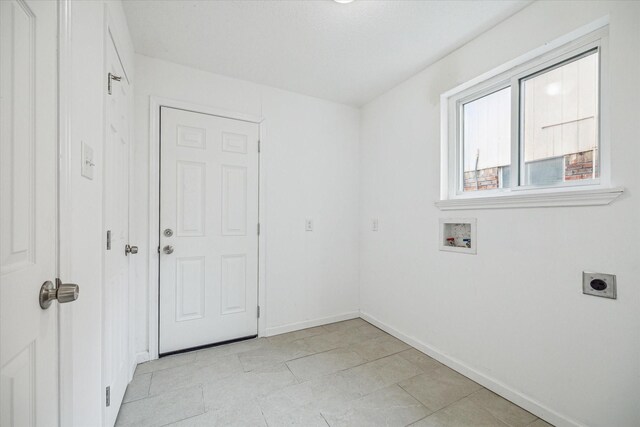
{"left": 265, "top": 311, "right": 360, "bottom": 337}
{"left": 128, "top": 352, "right": 148, "bottom": 381}
{"left": 135, "top": 351, "right": 150, "bottom": 365}
{"left": 359, "top": 311, "right": 584, "bottom": 427}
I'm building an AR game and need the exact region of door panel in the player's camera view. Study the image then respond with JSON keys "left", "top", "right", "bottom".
{"left": 221, "top": 254, "right": 247, "bottom": 315}
{"left": 103, "top": 34, "right": 131, "bottom": 427}
{"left": 176, "top": 257, "right": 205, "bottom": 322}
{"left": 176, "top": 161, "right": 206, "bottom": 237}
{"left": 0, "top": 0, "right": 58, "bottom": 425}
{"left": 221, "top": 166, "right": 248, "bottom": 236}
{"left": 160, "top": 107, "right": 259, "bottom": 354}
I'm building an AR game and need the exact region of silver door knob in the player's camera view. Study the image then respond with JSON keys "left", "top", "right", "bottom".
{"left": 163, "top": 245, "right": 174, "bottom": 254}
{"left": 40, "top": 279, "right": 79, "bottom": 309}
{"left": 125, "top": 244, "right": 138, "bottom": 255}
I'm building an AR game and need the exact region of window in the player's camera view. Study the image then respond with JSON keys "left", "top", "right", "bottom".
{"left": 441, "top": 27, "right": 619, "bottom": 208}
{"left": 461, "top": 87, "right": 511, "bottom": 191}
{"left": 520, "top": 50, "right": 599, "bottom": 186}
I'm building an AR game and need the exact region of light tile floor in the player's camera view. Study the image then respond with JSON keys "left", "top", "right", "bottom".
{"left": 116, "top": 318, "right": 554, "bottom": 427}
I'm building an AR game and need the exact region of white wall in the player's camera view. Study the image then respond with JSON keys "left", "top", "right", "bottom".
{"left": 64, "top": 0, "right": 135, "bottom": 425}
{"left": 131, "top": 55, "right": 361, "bottom": 356}
{"left": 359, "top": 2, "right": 640, "bottom": 427}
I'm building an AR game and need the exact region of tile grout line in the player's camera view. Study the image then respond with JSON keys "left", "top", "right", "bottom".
{"left": 283, "top": 333, "right": 407, "bottom": 379}
{"left": 146, "top": 371, "right": 153, "bottom": 399}
{"left": 397, "top": 380, "right": 436, "bottom": 413}
{"left": 260, "top": 405, "right": 271, "bottom": 427}
{"left": 200, "top": 383, "right": 205, "bottom": 414}
{"left": 284, "top": 362, "right": 303, "bottom": 383}
{"left": 459, "top": 388, "right": 538, "bottom": 427}
{"left": 319, "top": 412, "right": 331, "bottom": 426}
{"left": 399, "top": 380, "right": 499, "bottom": 425}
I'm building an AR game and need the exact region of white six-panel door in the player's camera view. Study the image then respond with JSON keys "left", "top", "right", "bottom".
{"left": 103, "top": 34, "right": 131, "bottom": 426}
{"left": 0, "top": 1, "right": 59, "bottom": 425}
{"left": 159, "top": 107, "right": 259, "bottom": 354}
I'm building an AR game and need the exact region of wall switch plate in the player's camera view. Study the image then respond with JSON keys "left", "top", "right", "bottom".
{"left": 583, "top": 272, "right": 616, "bottom": 299}
{"left": 81, "top": 142, "right": 95, "bottom": 180}
{"left": 305, "top": 218, "right": 313, "bottom": 231}
{"left": 372, "top": 218, "right": 379, "bottom": 231}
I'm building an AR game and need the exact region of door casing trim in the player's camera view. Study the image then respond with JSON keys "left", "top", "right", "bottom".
{"left": 148, "top": 96, "right": 265, "bottom": 361}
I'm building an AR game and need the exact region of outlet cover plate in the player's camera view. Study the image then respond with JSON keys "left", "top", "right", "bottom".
{"left": 582, "top": 271, "right": 616, "bottom": 299}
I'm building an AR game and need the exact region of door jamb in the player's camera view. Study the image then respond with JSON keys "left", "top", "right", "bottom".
{"left": 57, "top": 0, "right": 73, "bottom": 424}
{"left": 148, "top": 97, "right": 265, "bottom": 361}
{"left": 101, "top": 8, "right": 134, "bottom": 425}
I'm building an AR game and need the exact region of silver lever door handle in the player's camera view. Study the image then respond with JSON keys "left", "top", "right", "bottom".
{"left": 40, "top": 279, "right": 79, "bottom": 309}
{"left": 125, "top": 244, "right": 138, "bottom": 255}
{"left": 163, "top": 245, "right": 174, "bottom": 255}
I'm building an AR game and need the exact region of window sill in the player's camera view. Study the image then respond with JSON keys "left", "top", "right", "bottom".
{"left": 436, "top": 187, "right": 624, "bottom": 210}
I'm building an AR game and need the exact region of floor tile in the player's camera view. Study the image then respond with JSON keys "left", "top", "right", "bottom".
{"left": 286, "top": 347, "right": 366, "bottom": 381}
{"left": 398, "top": 349, "right": 444, "bottom": 373}
{"left": 120, "top": 319, "right": 541, "bottom": 427}
{"left": 195, "top": 338, "right": 270, "bottom": 361}
{"left": 115, "top": 384, "right": 204, "bottom": 427}
{"left": 267, "top": 326, "right": 327, "bottom": 346}
{"left": 321, "top": 318, "right": 366, "bottom": 333}
{"left": 134, "top": 351, "right": 196, "bottom": 376}
{"left": 202, "top": 363, "right": 298, "bottom": 412}
{"left": 527, "top": 419, "right": 554, "bottom": 427}
{"left": 237, "top": 340, "right": 312, "bottom": 372}
{"left": 294, "top": 324, "right": 385, "bottom": 355}
{"left": 258, "top": 371, "right": 364, "bottom": 421}
{"left": 348, "top": 333, "right": 410, "bottom": 362}
{"left": 261, "top": 408, "right": 329, "bottom": 427}
{"left": 351, "top": 322, "right": 386, "bottom": 339}
{"left": 149, "top": 354, "right": 244, "bottom": 396}
{"left": 323, "top": 384, "right": 431, "bottom": 427}
{"left": 409, "top": 397, "right": 509, "bottom": 427}
{"left": 292, "top": 330, "right": 357, "bottom": 354}
{"left": 122, "top": 372, "right": 151, "bottom": 403}
{"left": 339, "top": 353, "right": 424, "bottom": 395}
{"left": 166, "top": 399, "right": 267, "bottom": 427}
{"left": 468, "top": 388, "right": 537, "bottom": 427}
{"left": 399, "top": 366, "right": 482, "bottom": 412}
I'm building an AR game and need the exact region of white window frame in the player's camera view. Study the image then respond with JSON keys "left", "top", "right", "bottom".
{"left": 438, "top": 23, "right": 623, "bottom": 210}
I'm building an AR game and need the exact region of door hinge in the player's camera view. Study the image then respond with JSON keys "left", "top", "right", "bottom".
{"left": 106, "top": 386, "right": 111, "bottom": 407}
{"left": 257, "top": 305, "right": 261, "bottom": 318}
{"left": 258, "top": 140, "right": 261, "bottom": 153}
{"left": 257, "top": 223, "right": 261, "bottom": 236}
{"left": 107, "top": 72, "right": 121, "bottom": 95}
{"left": 157, "top": 245, "right": 160, "bottom": 254}
{"left": 106, "top": 230, "right": 111, "bottom": 250}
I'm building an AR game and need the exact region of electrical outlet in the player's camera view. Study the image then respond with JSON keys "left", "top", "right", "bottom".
{"left": 305, "top": 218, "right": 313, "bottom": 231}
{"left": 372, "top": 218, "right": 379, "bottom": 231}
{"left": 582, "top": 272, "right": 616, "bottom": 299}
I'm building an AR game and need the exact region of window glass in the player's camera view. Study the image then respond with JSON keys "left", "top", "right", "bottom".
{"left": 524, "top": 156, "right": 564, "bottom": 186}
{"left": 462, "top": 87, "right": 511, "bottom": 191}
{"left": 521, "top": 51, "right": 599, "bottom": 186}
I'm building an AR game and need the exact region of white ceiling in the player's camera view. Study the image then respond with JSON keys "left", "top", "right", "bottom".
{"left": 123, "top": 0, "right": 531, "bottom": 106}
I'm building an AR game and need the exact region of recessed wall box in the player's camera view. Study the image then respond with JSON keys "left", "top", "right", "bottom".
{"left": 439, "top": 218, "right": 476, "bottom": 254}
